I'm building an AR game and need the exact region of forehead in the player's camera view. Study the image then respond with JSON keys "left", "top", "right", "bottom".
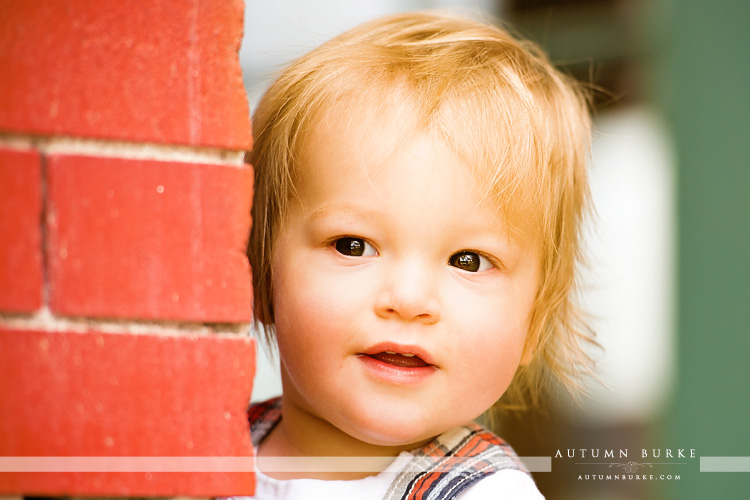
{"left": 297, "top": 101, "right": 470, "bottom": 201}
{"left": 290, "top": 103, "right": 539, "bottom": 253}
{"left": 305, "top": 90, "right": 417, "bottom": 157}
{"left": 295, "top": 93, "right": 540, "bottom": 244}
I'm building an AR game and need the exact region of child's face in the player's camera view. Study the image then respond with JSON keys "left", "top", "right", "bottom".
{"left": 270, "top": 108, "right": 540, "bottom": 448}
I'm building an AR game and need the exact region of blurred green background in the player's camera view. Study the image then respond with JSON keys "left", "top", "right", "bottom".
{"left": 659, "top": 0, "right": 750, "bottom": 499}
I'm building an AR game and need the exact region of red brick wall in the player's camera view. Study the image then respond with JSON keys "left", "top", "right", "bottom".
{"left": 0, "top": 1, "right": 256, "bottom": 496}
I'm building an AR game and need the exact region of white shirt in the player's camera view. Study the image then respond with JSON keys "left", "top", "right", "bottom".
{"left": 234, "top": 451, "right": 545, "bottom": 500}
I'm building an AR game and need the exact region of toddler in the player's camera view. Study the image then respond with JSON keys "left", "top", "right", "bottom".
{"left": 240, "top": 10, "right": 593, "bottom": 500}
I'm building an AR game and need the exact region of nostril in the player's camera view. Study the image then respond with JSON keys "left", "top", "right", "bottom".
{"left": 375, "top": 290, "right": 440, "bottom": 323}
{"left": 416, "top": 312, "right": 438, "bottom": 325}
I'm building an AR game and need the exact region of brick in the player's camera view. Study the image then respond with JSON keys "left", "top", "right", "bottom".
{"left": 0, "top": 328, "right": 256, "bottom": 497}
{"left": 0, "top": 0, "right": 251, "bottom": 150}
{"left": 47, "top": 154, "right": 253, "bottom": 323}
{"left": 0, "top": 148, "right": 43, "bottom": 313}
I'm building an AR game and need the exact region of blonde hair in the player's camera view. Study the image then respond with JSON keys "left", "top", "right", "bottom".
{"left": 248, "top": 10, "right": 595, "bottom": 409}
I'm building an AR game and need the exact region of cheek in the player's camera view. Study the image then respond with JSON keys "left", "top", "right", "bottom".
{"left": 446, "top": 284, "right": 533, "bottom": 390}
{"left": 449, "top": 331, "right": 524, "bottom": 415}
{"left": 271, "top": 268, "right": 333, "bottom": 392}
{"left": 462, "top": 328, "right": 525, "bottom": 384}
{"left": 448, "top": 279, "right": 534, "bottom": 341}
{"left": 270, "top": 260, "right": 369, "bottom": 406}
{"left": 271, "top": 253, "right": 370, "bottom": 357}
{"left": 275, "top": 269, "right": 346, "bottom": 328}
{"left": 272, "top": 267, "right": 327, "bottom": 350}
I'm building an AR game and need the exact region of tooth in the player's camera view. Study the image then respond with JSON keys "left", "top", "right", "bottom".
{"left": 402, "top": 353, "right": 415, "bottom": 357}
{"left": 385, "top": 351, "right": 397, "bottom": 355}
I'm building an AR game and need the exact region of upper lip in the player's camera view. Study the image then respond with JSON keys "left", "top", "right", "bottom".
{"left": 360, "top": 342, "right": 438, "bottom": 367}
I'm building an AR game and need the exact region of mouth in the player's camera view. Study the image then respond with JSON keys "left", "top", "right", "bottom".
{"left": 357, "top": 343, "right": 438, "bottom": 382}
{"left": 366, "top": 351, "right": 432, "bottom": 368}
{"left": 357, "top": 343, "right": 437, "bottom": 385}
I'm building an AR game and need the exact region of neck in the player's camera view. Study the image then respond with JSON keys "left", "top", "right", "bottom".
{"left": 257, "top": 394, "right": 431, "bottom": 480}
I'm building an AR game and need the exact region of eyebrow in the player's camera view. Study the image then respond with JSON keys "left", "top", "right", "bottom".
{"left": 306, "top": 201, "right": 528, "bottom": 252}
{"left": 306, "top": 203, "right": 382, "bottom": 223}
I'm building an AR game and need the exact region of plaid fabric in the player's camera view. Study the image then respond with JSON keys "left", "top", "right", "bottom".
{"left": 247, "top": 397, "right": 283, "bottom": 448}
{"left": 247, "top": 398, "right": 527, "bottom": 500}
{"left": 384, "top": 423, "right": 527, "bottom": 500}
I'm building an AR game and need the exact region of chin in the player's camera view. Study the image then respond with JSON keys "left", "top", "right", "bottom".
{"left": 354, "top": 425, "right": 436, "bottom": 449}
{"left": 336, "top": 406, "right": 449, "bottom": 448}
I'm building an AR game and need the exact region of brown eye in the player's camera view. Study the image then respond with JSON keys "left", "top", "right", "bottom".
{"left": 449, "top": 252, "right": 480, "bottom": 272}
{"left": 449, "top": 251, "right": 495, "bottom": 272}
{"left": 334, "top": 237, "right": 374, "bottom": 257}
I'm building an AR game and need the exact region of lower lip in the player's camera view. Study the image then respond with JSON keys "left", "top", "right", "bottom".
{"left": 358, "top": 355, "right": 437, "bottom": 385}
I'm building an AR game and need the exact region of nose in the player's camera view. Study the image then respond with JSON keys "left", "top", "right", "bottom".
{"left": 374, "top": 258, "right": 440, "bottom": 324}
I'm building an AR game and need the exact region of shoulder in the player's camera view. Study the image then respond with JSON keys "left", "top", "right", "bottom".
{"left": 456, "top": 469, "right": 545, "bottom": 499}
{"left": 247, "top": 397, "right": 282, "bottom": 448}
{"left": 395, "top": 424, "right": 538, "bottom": 500}
{"left": 247, "top": 396, "right": 282, "bottom": 424}
{"left": 422, "top": 422, "right": 528, "bottom": 473}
